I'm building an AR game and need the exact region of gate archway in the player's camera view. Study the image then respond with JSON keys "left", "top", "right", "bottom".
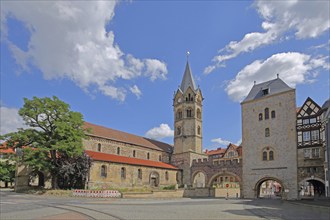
{"left": 192, "top": 171, "right": 206, "bottom": 188}
{"left": 255, "top": 177, "right": 283, "bottom": 199}
{"left": 299, "top": 178, "right": 325, "bottom": 197}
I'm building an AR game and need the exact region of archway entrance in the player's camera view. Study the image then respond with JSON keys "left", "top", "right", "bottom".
{"left": 256, "top": 178, "right": 282, "bottom": 199}
{"left": 29, "top": 171, "right": 45, "bottom": 187}
{"left": 300, "top": 179, "right": 325, "bottom": 197}
{"left": 149, "top": 172, "right": 159, "bottom": 187}
{"left": 209, "top": 173, "right": 241, "bottom": 198}
{"left": 193, "top": 171, "right": 206, "bottom": 188}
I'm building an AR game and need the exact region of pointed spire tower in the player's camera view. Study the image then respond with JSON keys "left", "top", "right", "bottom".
{"left": 173, "top": 57, "right": 203, "bottom": 154}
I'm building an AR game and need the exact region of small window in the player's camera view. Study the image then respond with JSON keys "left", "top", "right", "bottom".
{"left": 265, "top": 128, "right": 270, "bottom": 137}
{"left": 121, "top": 167, "right": 126, "bottom": 179}
{"left": 303, "top": 131, "right": 310, "bottom": 142}
{"left": 133, "top": 150, "right": 136, "bottom": 157}
{"left": 186, "top": 109, "right": 192, "bottom": 117}
{"left": 98, "top": 143, "right": 102, "bottom": 152}
{"left": 159, "top": 155, "right": 162, "bottom": 161}
{"left": 271, "top": 111, "right": 276, "bottom": 119}
{"left": 311, "top": 130, "right": 319, "bottom": 141}
{"left": 310, "top": 118, "right": 316, "bottom": 124}
{"left": 117, "top": 147, "right": 120, "bottom": 155}
{"left": 147, "top": 152, "right": 150, "bottom": 160}
{"left": 259, "top": 113, "right": 263, "bottom": 121}
{"left": 269, "top": 151, "right": 274, "bottom": 160}
{"left": 138, "top": 169, "right": 142, "bottom": 180}
{"left": 265, "top": 108, "right": 269, "bottom": 120}
{"left": 262, "top": 151, "right": 267, "bottom": 161}
{"left": 303, "top": 119, "right": 309, "bottom": 125}
{"left": 197, "top": 126, "right": 201, "bottom": 135}
{"left": 177, "top": 126, "right": 181, "bottom": 135}
{"left": 197, "top": 109, "right": 201, "bottom": 119}
{"left": 262, "top": 88, "right": 269, "bottom": 95}
{"left": 165, "top": 171, "right": 169, "bottom": 181}
{"left": 177, "top": 110, "right": 183, "bottom": 119}
{"left": 312, "top": 148, "right": 320, "bottom": 158}
{"left": 101, "top": 165, "right": 107, "bottom": 178}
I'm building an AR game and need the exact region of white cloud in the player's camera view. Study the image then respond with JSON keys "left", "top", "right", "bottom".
{"left": 145, "top": 124, "right": 174, "bottom": 140}
{"left": 129, "top": 85, "right": 142, "bottom": 99}
{"left": 226, "top": 52, "right": 329, "bottom": 102}
{"left": 211, "top": 138, "right": 231, "bottom": 146}
{"left": 0, "top": 106, "right": 27, "bottom": 135}
{"left": 205, "top": 0, "right": 330, "bottom": 74}
{"left": 1, "top": 2, "right": 168, "bottom": 101}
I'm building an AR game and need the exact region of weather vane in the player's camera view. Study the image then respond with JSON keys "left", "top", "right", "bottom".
{"left": 186, "top": 51, "right": 190, "bottom": 60}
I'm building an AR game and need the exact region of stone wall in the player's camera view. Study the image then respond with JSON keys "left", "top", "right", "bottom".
{"left": 183, "top": 188, "right": 215, "bottom": 197}
{"left": 88, "top": 161, "right": 178, "bottom": 189}
{"left": 242, "top": 90, "right": 298, "bottom": 200}
{"left": 171, "top": 152, "right": 207, "bottom": 186}
{"left": 191, "top": 158, "right": 242, "bottom": 187}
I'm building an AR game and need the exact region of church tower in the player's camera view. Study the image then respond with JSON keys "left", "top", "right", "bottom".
{"left": 171, "top": 59, "right": 207, "bottom": 186}
{"left": 173, "top": 61, "right": 203, "bottom": 154}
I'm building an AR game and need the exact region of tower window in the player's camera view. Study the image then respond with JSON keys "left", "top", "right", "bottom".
{"left": 159, "top": 155, "right": 162, "bottom": 161}
{"left": 265, "top": 128, "right": 270, "bottom": 137}
{"left": 269, "top": 151, "right": 274, "bottom": 160}
{"left": 197, "top": 109, "right": 201, "bottom": 119}
{"left": 197, "top": 126, "right": 201, "bottom": 135}
{"left": 133, "top": 150, "right": 136, "bottom": 157}
{"left": 262, "top": 147, "right": 275, "bottom": 161}
{"left": 259, "top": 113, "right": 263, "bottom": 121}
{"left": 177, "top": 110, "right": 183, "bottom": 119}
{"left": 271, "top": 110, "right": 276, "bottom": 118}
{"left": 177, "top": 126, "right": 181, "bottom": 135}
{"left": 186, "top": 109, "right": 192, "bottom": 117}
{"left": 265, "top": 108, "right": 269, "bottom": 120}
{"left": 147, "top": 152, "right": 150, "bottom": 160}
{"left": 97, "top": 143, "right": 102, "bottom": 152}
{"left": 117, "top": 147, "right": 120, "bottom": 155}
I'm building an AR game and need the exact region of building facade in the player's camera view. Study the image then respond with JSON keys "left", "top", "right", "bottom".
{"left": 241, "top": 77, "right": 298, "bottom": 199}
{"left": 321, "top": 99, "right": 330, "bottom": 197}
{"left": 296, "top": 97, "right": 325, "bottom": 197}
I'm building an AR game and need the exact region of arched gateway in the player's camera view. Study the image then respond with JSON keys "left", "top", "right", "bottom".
{"left": 191, "top": 158, "right": 242, "bottom": 198}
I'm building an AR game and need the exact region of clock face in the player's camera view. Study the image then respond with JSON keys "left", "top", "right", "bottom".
{"left": 177, "top": 98, "right": 182, "bottom": 103}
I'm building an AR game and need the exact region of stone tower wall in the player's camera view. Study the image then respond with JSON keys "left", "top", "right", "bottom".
{"left": 242, "top": 90, "right": 298, "bottom": 200}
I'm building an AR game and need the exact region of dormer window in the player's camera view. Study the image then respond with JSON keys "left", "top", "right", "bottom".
{"left": 262, "top": 88, "right": 269, "bottom": 96}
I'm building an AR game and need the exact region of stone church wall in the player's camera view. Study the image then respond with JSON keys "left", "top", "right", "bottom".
{"left": 88, "top": 161, "right": 177, "bottom": 189}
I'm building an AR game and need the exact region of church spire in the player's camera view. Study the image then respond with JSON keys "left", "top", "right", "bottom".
{"left": 180, "top": 60, "right": 197, "bottom": 93}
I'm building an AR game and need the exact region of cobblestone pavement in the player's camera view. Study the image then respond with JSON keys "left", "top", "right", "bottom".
{"left": 1, "top": 191, "right": 329, "bottom": 220}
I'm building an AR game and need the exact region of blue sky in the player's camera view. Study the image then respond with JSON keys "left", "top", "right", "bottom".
{"left": 1, "top": 1, "right": 329, "bottom": 150}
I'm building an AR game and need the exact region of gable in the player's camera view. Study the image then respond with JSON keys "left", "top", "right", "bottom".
{"left": 297, "top": 97, "right": 322, "bottom": 118}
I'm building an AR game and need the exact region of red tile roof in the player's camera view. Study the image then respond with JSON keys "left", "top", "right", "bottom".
{"left": 205, "top": 147, "right": 226, "bottom": 156}
{"left": 84, "top": 122, "right": 173, "bottom": 153}
{"left": 85, "top": 150, "right": 179, "bottom": 170}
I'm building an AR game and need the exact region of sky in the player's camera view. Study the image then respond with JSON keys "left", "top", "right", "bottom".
{"left": 1, "top": 0, "right": 329, "bottom": 150}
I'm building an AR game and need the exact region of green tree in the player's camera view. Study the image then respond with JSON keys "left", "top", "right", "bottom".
{"left": 0, "top": 156, "right": 16, "bottom": 188}
{"left": 1, "top": 96, "right": 88, "bottom": 189}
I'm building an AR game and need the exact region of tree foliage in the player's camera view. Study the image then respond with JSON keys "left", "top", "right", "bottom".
{"left": 1, "top": 96, "right": 90, "bottom": 189}
{"left": 0, "top": 156, "right": 16, "bottom": 186}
